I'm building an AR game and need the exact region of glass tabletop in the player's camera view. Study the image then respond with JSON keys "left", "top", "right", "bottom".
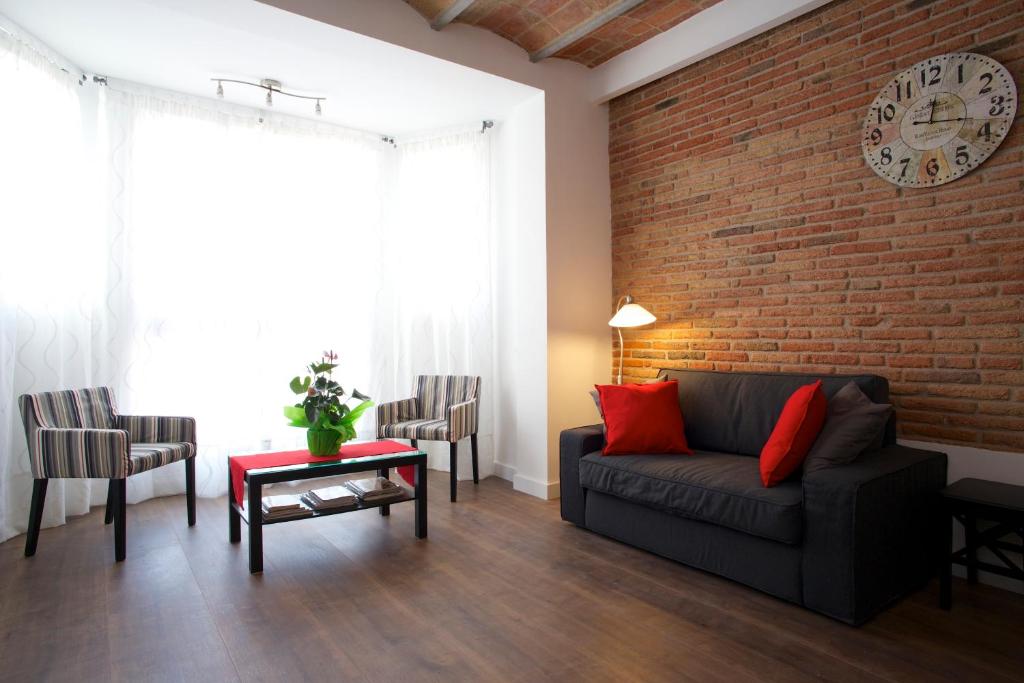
{"left": 245, "top": 449, "right": 426, "bottom": 476}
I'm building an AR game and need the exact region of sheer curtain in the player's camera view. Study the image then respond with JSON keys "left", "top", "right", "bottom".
{"left": 0, "top": 32, "right": 496, "bottom": 543}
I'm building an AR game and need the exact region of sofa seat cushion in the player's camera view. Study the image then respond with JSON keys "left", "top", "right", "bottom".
{"left": 578, "top": 450, "right": 803, "bottom": 544}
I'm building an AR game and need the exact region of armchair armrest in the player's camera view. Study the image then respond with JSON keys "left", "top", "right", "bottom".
{"left": 801, "top": 444, "right": 947, "bottom": 625}
{"left": 35, "top": 427, "right": 130, "bottom": 479}
{"left": 448, "top": 399, "right": 478, "bottom": 442}
{"left": 559, "top": 425, "right": 605, "bottom": 526}
{"left": 376, "top": 397, "right": 418, "bottom": 431}
{"left": 117, "top": 415, "right": 196, "bottom": 444}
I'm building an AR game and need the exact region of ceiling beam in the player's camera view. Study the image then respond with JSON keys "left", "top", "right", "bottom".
{"left": 430, "top": 0, "right": 476, "bottom": 30}
{"left": 529, "top": 0, "right": 646, "bottom": 63}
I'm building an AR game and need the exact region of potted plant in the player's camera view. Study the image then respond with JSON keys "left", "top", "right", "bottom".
{"left": 283, "top": 350, "right": 373, "bottom": 456}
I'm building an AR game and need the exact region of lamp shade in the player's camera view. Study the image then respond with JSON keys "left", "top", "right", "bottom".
{"left": 608, "top": 303, "right": 656, "bottom": 328}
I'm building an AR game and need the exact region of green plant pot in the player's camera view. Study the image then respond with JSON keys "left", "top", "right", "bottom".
{"left": 307, "top": 428, "right": 342, "bottom": 456}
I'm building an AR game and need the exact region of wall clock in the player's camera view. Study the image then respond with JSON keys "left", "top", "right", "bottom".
{"left": 861, "top": 52, "right": 1017, "bottom": 187}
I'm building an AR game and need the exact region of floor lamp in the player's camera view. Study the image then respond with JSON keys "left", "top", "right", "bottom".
{"left": 609, "top": 295, "right": 657, "bottom": 384}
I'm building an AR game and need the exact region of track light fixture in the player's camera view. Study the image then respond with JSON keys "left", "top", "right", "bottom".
{"left": 211, "top": 77, "right": 325, "bottom": 116}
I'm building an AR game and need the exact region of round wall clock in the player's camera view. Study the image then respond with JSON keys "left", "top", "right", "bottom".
{"left": 861, "top": 52, "right": 1017, "bottom": 187}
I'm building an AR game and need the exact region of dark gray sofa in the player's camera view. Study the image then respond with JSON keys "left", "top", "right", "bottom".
{"left": 560, "top": 369, "right": 947, "bottom": 625}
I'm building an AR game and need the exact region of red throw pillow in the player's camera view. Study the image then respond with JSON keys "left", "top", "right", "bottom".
{"left": 760, "top": 380, "right": 827, "bottom": 487}
{"left": 596, "top": 380, "right": 692, "bottom": 456}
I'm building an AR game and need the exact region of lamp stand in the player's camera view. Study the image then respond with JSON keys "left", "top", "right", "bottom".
{"left": 617, "top": 327, "right": 624, "bottom": 384}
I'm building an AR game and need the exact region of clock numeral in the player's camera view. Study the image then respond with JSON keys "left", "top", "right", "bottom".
{"left": 899, "top": 157, "right": 911, "bottom": 178}
{"left": 869, "top": 127, "right": 882, "bottom": 145}
{"left": 925, "top": 158, "right": 940, "bottom": 177}
{"left": 895, "top": 80, "right": 912, "bottom": 102}
{"left": 980, "top": 122, "right": 992, "bottom": 142}
{"left": 875, "top": 103, "right": 896, "bottom": 124}
{"left": 989, "top": 95, "right": 1006, "bottom": 116}
{"left": 919, "top": 64, "right": 941, "bottom": 87}
{"left": 957, "top": 63, "right": 964, "bottom": 84}
{"left": 955, "top": 145, "right": 969, "bottom": 166}
{"left": 880, "top": 147, "right": 892, "bottom": 165}
{"left": 979, "top": 72, "right": 993, "bottom": 95}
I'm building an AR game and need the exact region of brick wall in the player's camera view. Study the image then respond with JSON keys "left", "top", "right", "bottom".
{"left": 609, "top": 0, "right": 1024, "bottom": 452}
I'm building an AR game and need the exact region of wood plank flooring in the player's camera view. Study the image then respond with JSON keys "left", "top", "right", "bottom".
{"left": 1, "top": 472, "right": 1022, "bottom": 682}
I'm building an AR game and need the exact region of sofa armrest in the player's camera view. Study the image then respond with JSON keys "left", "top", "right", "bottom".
{"left": 801, "top": 444, "right": 947, "bottom": 625}
{"left": 559, "top": 424, "right": 604, "bottom": 525}
{"left": 448, "top": 399, "right": 478, "bottom": 442}
{"left": 35, "top": 427, "right": 131, "bottom": 479}
{"left": 117, "top": 415, "right": 196, "bottom": 445}
{"left": 376, "top": 397, "right": 418, "bottom": 432}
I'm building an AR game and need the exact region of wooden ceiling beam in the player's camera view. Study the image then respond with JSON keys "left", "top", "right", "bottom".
{"left": 430, "top": 0, "right": 476, "bottom": 30}
{"left": 529, "top": 0, "right": 647, "bottom": 63}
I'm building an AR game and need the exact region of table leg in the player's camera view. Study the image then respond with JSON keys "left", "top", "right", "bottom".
{"left": 248, "top": 479, "right": 263, "bottom": 573}
{"left": 415, "top": 459, "right": 427, "bottom": 539}
{"left": 940, "top": 505, "right": 952, "bottom": 610}
{"left": 965, "top": 514, "right": 978, "bottom": 584}
{"left": 229, "top": 460, "right": 240, "bottom": 543}
{"left": 379, "top": 466, "right": 390, "bottom": 517}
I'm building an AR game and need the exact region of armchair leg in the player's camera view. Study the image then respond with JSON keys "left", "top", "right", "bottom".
{"left": 25, "top": 479, "right": 47, "bottom": 557}
{"left": 114, "top": 478, "right": 127, "bottom": 562}
{"left": 449, "top": 441, "right": 458, "bottom": 503}
{"left": 185, "top": 457, "right": 196, "bottom": 527}
{"left": 104, "top": 480, "right": 115, "bottom": 525}
{"left": 471, "top": 433, "right": 479, "bottom": 484}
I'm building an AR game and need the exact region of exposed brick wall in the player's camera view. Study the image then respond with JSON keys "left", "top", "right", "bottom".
{"left": 609, "top": 0, "right": 1024, "bottom": 452}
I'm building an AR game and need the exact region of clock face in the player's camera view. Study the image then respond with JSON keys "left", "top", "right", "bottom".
{"left": 862, "top": 53, "right": 1017, "bottom": 188}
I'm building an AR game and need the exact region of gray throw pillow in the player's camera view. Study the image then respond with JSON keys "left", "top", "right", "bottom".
{"left": 803, "top": 381, "right": 892, "bottom": 474}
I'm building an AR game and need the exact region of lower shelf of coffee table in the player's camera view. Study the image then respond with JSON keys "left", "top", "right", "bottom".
{"left": 232, "top": 490, "right": 415, "bottom": 526}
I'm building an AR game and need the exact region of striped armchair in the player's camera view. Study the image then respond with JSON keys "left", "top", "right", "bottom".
{"left": 377, "top": 375, "right": 480, "bottom": 502}
{"left": 18, "top": 387, "right": 197, "bottom": 562}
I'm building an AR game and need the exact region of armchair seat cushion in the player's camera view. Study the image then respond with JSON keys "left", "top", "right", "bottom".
{"left": 578, "top": 450, "right": 804, "bottom": 544}
{"left": 129, "top": 442, "right": 195, "bottom": 474}
{"left": 378, "top": 419, "right": 449, "bottom": 441}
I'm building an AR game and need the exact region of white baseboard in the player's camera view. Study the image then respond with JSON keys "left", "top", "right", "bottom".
{"left": 899, "top": 439, "right": 1024, "bottom": 595}
{"left": 493, "top": 460, "right": 516, "bottom": 482}
{"left": 513, "top": 473, "right": 560, "bottom": 500}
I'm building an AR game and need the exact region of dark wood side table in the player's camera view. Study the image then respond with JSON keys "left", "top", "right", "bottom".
{"left": 939, "top": 477, "right": 1024, "bottom": 609}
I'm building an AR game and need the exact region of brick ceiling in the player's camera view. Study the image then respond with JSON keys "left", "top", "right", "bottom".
{"left": 404, "top": 0, "right": 723, "bottom": 68}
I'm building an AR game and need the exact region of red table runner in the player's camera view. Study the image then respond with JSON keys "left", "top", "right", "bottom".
{"left": 229, "top": 440, "right": 417, "bottom": 505}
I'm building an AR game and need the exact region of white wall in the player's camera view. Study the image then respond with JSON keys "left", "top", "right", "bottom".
{"left": 260, "top": 0, "right": 613, "bottom": 499}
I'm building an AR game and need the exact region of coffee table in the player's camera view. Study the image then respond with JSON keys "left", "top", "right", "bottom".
{"left": 228, "top": 449, "right": 427, "bottom": 573}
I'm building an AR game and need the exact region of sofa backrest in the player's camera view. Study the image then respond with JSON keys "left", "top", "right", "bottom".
{"left": 658, "top": 369, "right": 893, "bottom": 457}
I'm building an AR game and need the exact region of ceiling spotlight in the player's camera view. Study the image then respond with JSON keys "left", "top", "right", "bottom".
{"left": 208, "top": 78, "right": 325, "bottom": 115}
{"left": 315, "top": 99, "right": 322, "bottom": 116}
{"left": 216, "top": 80, "right": 224, "bottom": 98}
{"left": 265, "top": 89, "right": 273, "bottom": 107}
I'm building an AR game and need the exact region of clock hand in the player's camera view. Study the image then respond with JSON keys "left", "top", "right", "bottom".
{"left": 928, "top": 97, "right": 936, "bottom": 124}
{"left": 912, "top": 117, "right": 968, "bottom": 124}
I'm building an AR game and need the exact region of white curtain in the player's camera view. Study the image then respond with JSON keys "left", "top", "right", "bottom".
{"left": 0, "top": 30, "right": 495, "bottom": 543}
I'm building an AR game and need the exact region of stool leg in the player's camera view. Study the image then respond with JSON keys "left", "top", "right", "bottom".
{"left": 965, "top": 515, "right": 978, "bottom": 584}
{"left": 114, "top": 478, "right": 127, "bottom": 562}
{"left": 449, "top": 441, "right": 458, "bottom": 503}
{"left": 25, "top": 479, "right": 48, "bottom": 557}
{"left": 471, "top": 433, "right": 479, "bottom": 485}
{"left": 940, "top": 510, "right": 952, "bottom": 610}
{"left": 104, "top": 480, "right": 115, "bottom": 525}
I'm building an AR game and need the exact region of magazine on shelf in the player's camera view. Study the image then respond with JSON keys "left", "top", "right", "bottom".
{"left": 261, "top": 494, "right": 313, "bottom": 521}
{"left": 344, "top": 476, "right": 405, "bottom": 501}
{"left": 302, "top": 485, "right": 358, "bottom": 511}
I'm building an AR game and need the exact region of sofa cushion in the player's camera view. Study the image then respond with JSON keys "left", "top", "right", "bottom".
{"left": 658, "top": 369, "right": 893, "bottom": 456}
{"left": 596, "top": 381, "right": 692, "bottom": 456}
{"left": 578, "top": 450, "right": 803, "bottom": 544}
{"left": 760, "top": 380, "right": 827, "bottom": 487}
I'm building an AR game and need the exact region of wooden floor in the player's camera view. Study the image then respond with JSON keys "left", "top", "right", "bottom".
{"left": 1, "top": 472, "right": 1022, "bottom": 683}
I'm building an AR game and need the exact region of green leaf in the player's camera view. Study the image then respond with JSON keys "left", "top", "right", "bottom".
{"left": 283, "top": 405, "right": 310, "bottom": 428}
{"left": 351, "top": 388, "right": 370, "bottom": 401}
{"left": 340, "top": 399, "right": 373, "bottom": 425}
{"left": 312, "top": 362, "right": 337, "bottom": 374}
{"left": 304, "top": 403, "right": 318, "bottom": 424}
